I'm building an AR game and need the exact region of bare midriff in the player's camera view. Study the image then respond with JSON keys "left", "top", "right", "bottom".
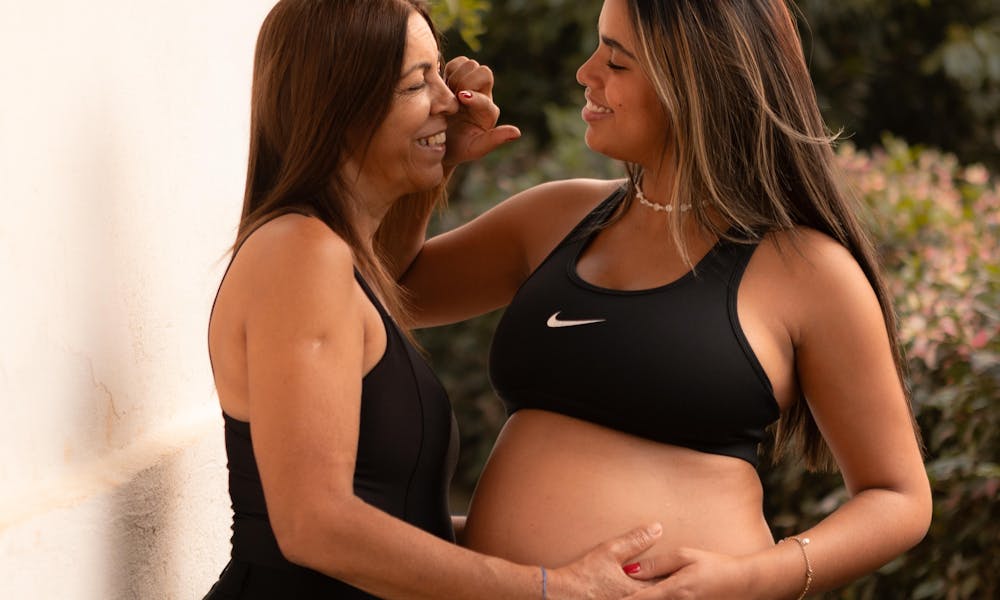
{"left": 462, "top": 410, "right": 775, "bottom": 566}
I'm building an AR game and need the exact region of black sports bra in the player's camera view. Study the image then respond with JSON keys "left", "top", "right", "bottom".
{"left": 489, "top": 188, "right": 780, "bottom": 466}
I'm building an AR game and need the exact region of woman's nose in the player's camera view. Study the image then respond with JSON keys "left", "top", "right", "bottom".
{"left": 434, "top": 76, "right": 459, "bottom": 115}
{"left": 577, "top": 51, "right": 599, "bottom": 88}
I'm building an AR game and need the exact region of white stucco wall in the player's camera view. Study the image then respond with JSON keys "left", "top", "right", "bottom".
{"left": 0, "top": 1, "right": 275, "bottom": 597}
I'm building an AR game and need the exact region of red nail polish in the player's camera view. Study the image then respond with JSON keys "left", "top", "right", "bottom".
{"left": 459, "top": 91, "right": 473, "bottom": 99}
{"left": 623, "top": 563, "right": 641, "bottom": 575}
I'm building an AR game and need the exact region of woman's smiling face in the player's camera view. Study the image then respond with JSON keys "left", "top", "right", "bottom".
{"left": 576, "top": 0, "right": 670, "bottom": 169}
{"left": 358, "top": 11, "right": 459, "bottom": 198}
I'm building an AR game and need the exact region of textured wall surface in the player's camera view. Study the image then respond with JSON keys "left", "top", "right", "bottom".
{"left": 0, "top": 1, "right": 275, "bottom": 597}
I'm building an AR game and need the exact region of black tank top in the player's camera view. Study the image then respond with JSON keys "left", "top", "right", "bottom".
{"left": 489, "top": 188, "right": 779, "bottom": 466}
{"left": 223, "top": 270, "right": 458, "bottom": 595}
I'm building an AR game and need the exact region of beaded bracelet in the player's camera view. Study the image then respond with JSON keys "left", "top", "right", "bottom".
{"left": 781, "top": 536, "right": 814, "bottom": 599}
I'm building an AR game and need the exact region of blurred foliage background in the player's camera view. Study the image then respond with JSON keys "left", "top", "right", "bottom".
{"left": 425, "top": 1, "right": 999, "bottom": 597}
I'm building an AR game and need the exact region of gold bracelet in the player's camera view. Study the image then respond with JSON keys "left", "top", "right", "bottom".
{"left": 781, "top": 536, "right": 814, "bottom": 599}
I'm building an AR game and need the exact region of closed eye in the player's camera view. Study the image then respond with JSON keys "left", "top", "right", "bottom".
{"left": 606, "top": 60, "right": 626, "bottom": 71}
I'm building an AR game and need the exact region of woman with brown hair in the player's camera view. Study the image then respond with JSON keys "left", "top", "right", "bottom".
{"left": 202, "top": 0, "right": 664, "bottom": 598}
{"left": 400, "top": 0, "right": 933, "bottom": 597}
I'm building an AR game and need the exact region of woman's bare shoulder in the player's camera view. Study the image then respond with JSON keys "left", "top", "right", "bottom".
{"left": 507, "top": 178, "right": 625, "bottom": 214}
{"left": 756, "top": 226, "right": 882, "bottom": 339}
{"left": 494, "top": 178, "right": 625, "bottom": 260}
{"left": 240, "top": 214, "right": 351, "bottom": 266}
{"left": 243, "top": 213, "right": 350, "bottom": 255}
{"left": 759, "top": 227, "right": 868, "bottom": 285}
{"left": 227, "top": 214, "right": 357, "bottom": 299}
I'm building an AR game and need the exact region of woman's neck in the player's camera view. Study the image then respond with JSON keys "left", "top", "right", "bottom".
{"left": 337, "top": 165, "right": 398, "bottom": 248}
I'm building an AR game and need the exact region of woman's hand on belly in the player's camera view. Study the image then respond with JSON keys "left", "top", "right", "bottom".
{"left": 618, "top": 547, "right": 758, "bottom": 599}
{"left": 546, "top": 522, "right": 666, "bottom": 599}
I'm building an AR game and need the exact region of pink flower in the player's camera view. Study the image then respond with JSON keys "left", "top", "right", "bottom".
{"left": 964, "top": 165, "right": 990, "bottom": 186}
{"left": 970, "top": 329, "right": 991, "bottom": 349}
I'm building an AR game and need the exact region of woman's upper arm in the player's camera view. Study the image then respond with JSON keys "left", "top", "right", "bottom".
{"left": 239, "top": 217, "right": 369, "bottom": 537}
{"left": 401, "top": 178, "right": 622, "bottom": 327}
{"left": 790, "top": 232, "right": 928, "bottom": 498}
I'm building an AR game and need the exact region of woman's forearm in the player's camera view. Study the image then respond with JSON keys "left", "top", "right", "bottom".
{"left": 277, "top": 493, "right": 661, "bottom": 600}
{"left": 278, "top": 494, "right": 539, "bottom": 600}
{"left": 748, "top": 487, "right": 931, "bottom": 599}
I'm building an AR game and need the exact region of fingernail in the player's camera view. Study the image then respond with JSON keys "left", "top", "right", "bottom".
{"left": 623, "top": 562, "right": 641, "bottom": 575}
{"left": 459, "top": 91, "right": 473, "bottom": 99}
{"left": 648, "top": 523, "right": 663, "bottom": 536}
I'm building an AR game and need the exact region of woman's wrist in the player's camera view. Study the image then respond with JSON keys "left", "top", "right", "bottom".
{"left": 740, "top": 537, "right": 819, "bottom": 600}
{"left": 780, "top": 537, "right": 814, "bottom": 599}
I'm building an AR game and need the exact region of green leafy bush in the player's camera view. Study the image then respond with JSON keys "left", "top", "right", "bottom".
{"left": 430, "top": 0, "right": 488, "bottom": 51}
{"left": 764, "top": 138, "right": 1000, "bottom": 599}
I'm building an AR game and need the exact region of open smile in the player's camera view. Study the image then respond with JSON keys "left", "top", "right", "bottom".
{"left": 585, "top": 98, "right": 613, "bottom": 114}
{"left": 417, "top": 131, "right": 447, "bottom": 147}
{"left": 582, "top": 93, "right": 614, "bottom": 123}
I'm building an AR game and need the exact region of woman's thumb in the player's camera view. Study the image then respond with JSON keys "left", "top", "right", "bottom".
{"left": 492, "top": 125, "right": 522, "bottom": 144}
{"left": 606, "top": 523, "right": 663, "bottom": 562}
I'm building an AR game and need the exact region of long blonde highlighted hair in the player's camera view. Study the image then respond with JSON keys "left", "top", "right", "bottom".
{"left": 623, "top": 0, "right": 913, "bottom": 470}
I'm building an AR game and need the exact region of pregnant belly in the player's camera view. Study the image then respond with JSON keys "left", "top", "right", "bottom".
{"left": 462, "top": 410, "right": 775, "bottom": 566}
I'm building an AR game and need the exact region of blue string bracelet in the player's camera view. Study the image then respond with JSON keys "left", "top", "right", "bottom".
{"left": 540, "top": 566, "right": 547, "bottom": 599}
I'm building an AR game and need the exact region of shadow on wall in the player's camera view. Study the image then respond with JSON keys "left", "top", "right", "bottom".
{"left": 110, "top": 454, "right": 175, "bottom": 597}
{"left": 108, "top": 421, "right": 229, "bottom": 600}
{"left": 0, "top": 416, "right": 228, "bottom": 599}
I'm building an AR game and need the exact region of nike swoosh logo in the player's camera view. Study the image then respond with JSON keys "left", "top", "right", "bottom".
{"left": 546, "top": 311, "right": 607, "bottom": 328}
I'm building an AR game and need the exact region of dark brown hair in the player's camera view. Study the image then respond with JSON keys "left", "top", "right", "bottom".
{"left": 238, "top": 0, "right": 441, "bottom": 323}
{"left": 623, "top": 0, "right": 915, "bottom": 470}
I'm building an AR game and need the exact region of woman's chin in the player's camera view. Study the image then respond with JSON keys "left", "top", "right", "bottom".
{"left": 404, "top": 168, "right": 445, "bottom": 196}
{"left": 582, "top": 133, "right": 628, "bottom": 163}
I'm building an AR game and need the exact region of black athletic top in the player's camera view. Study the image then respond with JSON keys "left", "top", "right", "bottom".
{"left": 221, "top": 270, "right": 458, "bottom": 597}
{"left": 489, "top": 187, "right": 780, "bottom": 466}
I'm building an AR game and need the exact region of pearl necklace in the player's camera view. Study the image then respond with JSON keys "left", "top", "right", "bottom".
{"left": 635, "top": 185, "right": 691, "bottom": 213}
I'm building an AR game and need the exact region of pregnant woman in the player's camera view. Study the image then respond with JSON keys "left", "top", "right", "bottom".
{"left": 400, "top": 0, "right": 932, "bottom": 597}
